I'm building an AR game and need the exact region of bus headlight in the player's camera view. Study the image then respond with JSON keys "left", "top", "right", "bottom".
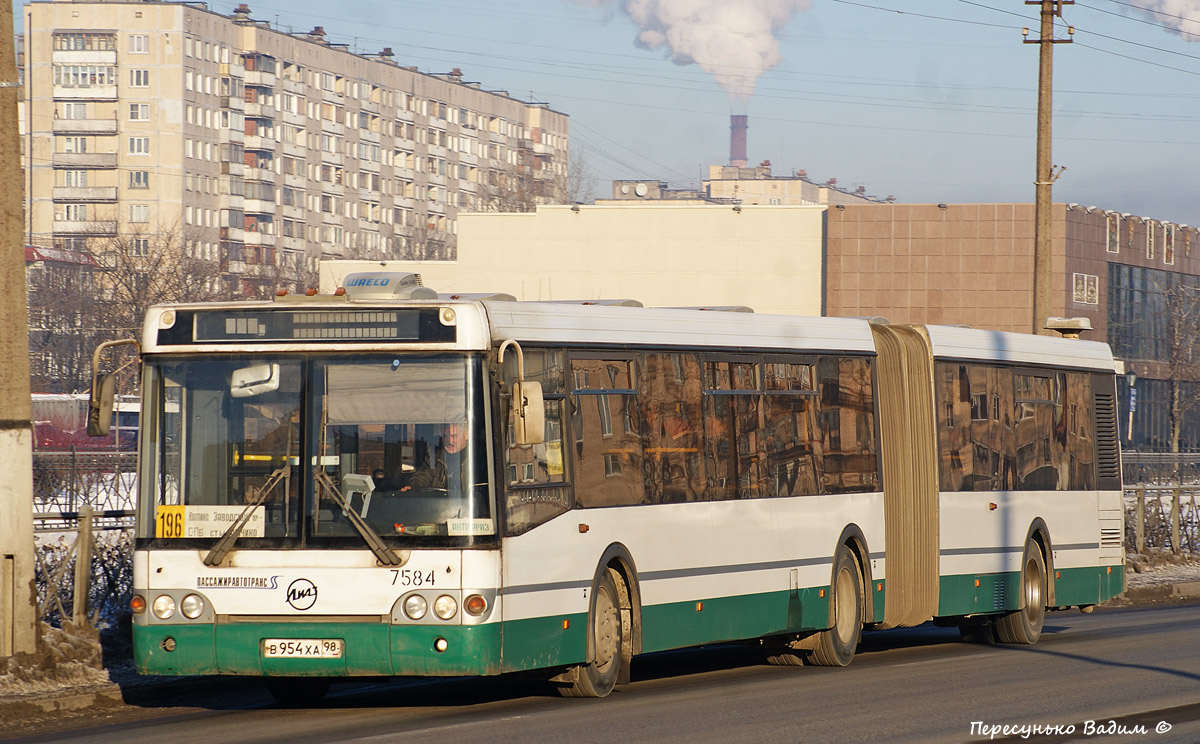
{"left": 180, "top": 594, "right": 205, "bottom": 619}
{"left": 152, "top": 594, "right": 176, "bottom": 620}
{"left": 403, "top": 594, "right": 428, "bottom": 620}
{"left": 434, "top": 595, "right": 458, "bottom": 620}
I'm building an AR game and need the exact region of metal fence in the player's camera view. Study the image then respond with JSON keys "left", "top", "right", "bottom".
{"left": 33, "top": 450, "right": 136, "bottom": 628}
{"left": 26, "top": 449, "right": 1200, "bottom": 631}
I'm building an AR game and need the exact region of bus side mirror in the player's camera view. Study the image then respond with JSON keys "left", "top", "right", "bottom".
{"left": 87, "top": 373, "right": 116, "bottom": 437}
{"left": 512, "top": 380, "right": 544, "bottom": 445}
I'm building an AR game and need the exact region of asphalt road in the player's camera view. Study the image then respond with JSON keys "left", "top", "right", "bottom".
{"left": 6, "top": 602, "right": 1200, "bottom": 744}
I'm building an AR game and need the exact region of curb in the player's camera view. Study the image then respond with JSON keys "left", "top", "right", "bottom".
{"left": 0, "top": 682, "right": 123, "bottom": 724}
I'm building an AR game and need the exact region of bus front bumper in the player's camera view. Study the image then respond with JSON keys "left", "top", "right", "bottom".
{"left": 133, "top": 620, "right": 503, "bottom": 677}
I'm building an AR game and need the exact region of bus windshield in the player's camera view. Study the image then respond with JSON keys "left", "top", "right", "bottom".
{"left": 140, "top": 354, "right": 493, "bottom": 548}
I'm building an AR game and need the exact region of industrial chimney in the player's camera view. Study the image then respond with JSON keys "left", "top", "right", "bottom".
{"left": 730, "top": 115, "right": 748, "bottom": 168}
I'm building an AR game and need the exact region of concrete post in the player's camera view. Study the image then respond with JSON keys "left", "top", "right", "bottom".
{"left": 0, "top": 1, "right": 39, "bottom": 656}
{"left": 1171, "top": 486, "right": 1181, "bottom": 555}
{"left": 1135, "top": 485, "right": 1145, "bottom": 555}
{"left": 72, "top": 507, "right": 93, "bottom": 627}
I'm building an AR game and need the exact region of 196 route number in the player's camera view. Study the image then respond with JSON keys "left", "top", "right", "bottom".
{"left": 390, "top": 568, "right": 435, "bottom": 587}
{"left": 262, "top": 639, "right": 343, "bottom": 658}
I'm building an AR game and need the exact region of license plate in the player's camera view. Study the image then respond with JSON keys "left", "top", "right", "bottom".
{"left": 262, "top": 639, "right": 343, "bottom": 659}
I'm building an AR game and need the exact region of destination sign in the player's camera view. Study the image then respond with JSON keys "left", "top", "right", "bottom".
{"left": 157, "top": 308, "right": 456, "bottom": 345}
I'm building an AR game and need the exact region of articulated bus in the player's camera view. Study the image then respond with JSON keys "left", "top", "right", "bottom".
{"left": 94, "top": 273, "right": 1124, "bottom": 703}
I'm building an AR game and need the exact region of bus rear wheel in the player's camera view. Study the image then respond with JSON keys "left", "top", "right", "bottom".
{"left": 560, "top": 568, "right": 624, "bottom": 698}
{"left": 264, "top": 677, "right": 331, "bottom": 706}
{"left": 808, "top": 544, "right": 863, "bottom": 667}
{"left": 995, "top": 539, "right": 1047, "bottom": 645}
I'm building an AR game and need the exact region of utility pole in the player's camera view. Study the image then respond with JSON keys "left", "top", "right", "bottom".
{"left": 1024, "top": 1, "right": 1072, "bottom": 335}
{"left": 0, "top": 2, "right": 38, "bottom": 657}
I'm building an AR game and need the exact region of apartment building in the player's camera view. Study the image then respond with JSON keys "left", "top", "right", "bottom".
{"left": 22, "top": 0, "right": 569, "bottom": 293}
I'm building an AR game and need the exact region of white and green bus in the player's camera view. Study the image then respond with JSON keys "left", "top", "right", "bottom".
{"left": 92, "top": 273, "right": 1124, "bottom": 703}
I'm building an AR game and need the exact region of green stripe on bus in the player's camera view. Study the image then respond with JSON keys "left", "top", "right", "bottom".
{"left": 937, "top": 564, "right": 1124, "bottom": 618}
{"left": 640, "top": 587, "right": 831, "bottom": 652}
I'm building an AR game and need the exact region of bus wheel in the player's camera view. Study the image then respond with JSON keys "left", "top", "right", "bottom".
{"left": 995, "top": 539, "right": 1047, "bottom": 645}
{"left": 560, "top": 569, "right": 624, "bottom": 698}
{"left": 264, "top": 677, "right": 331, "bottom": 706}
{"left": 808, "top": 545, "right": 863, "bottom": 667}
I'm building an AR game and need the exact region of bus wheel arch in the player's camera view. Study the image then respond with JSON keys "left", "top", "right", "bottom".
{"left": 995, "top": 534, "right": 1049, "bottom": 645}
{"left": 1024, "top": 519, "right": 1055, "bottom": 607}
{"left": 559, "top": 544, "right": 639, "bottom": 697}
{"left": 809, "top": 536, "right": 867, "bottom": 667}
{"left": 834, "top": 524, "right": 875, "bottom": 626}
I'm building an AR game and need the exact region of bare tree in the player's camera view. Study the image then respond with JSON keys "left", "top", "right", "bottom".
{"left": 1158, "top": 277, "right": 1200, "bottom": 454}
{"left": 564, "top": 147, "right": 596, "bottom": 205}
{"left": 92, "top": 224, "right": 228, "bottom": 338}
{"left": 27, "top": 224, "right": 231, "bottom": 392}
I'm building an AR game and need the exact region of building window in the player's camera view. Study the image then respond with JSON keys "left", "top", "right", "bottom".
{"left": 63, "top": 204, "right": 88, "bottom": 221}
{"left": 129, "top": 34, "right": 149, "bottom": 53}
{"left": 129, "top": 103, "right": 150, "bottom": 121}
{"left": 59, "top": 102, "right": 87, "bottom": 119}
{"left": 62, "top": 136, "right": 87, "bottom": 153}
{"left": 129, "top": 136, "right": 150, "bottom": 155}
{"left": 53, "top": 32, "right": 115, "bottom": 51}
{"left": 63, "top": 170, "right": 88, "bottom": 187}
{"left": 129, "top": 204, "right": 150, "bottom": 223}
{"left": 130, "top": 69, "right": 150, "bottom": 87}
{"left": 1072, "top": 273, "right": 1098, "bottom": 305}
{"left": 53, "top": 65, "right": 117, "bottom": 88}
{"left": 131, "top": 237, "right": 149, "bottom": 256}
{"left": 129, "top": 170, "right": 149, "bottom": 189}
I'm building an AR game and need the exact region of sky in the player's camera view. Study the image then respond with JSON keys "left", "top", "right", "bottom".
{"left": 17, "top": 0, "right": 1200, "bottom": 223}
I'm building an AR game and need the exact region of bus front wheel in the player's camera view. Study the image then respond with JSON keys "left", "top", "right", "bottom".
{"left": 995, "top": 539, "right": 1047, "bottom": 645}
{"left": 560, "top": 568, "right": 624, "bottom": 698}
{"left": 808, "top": 544, "right": 863, "bottom": 667}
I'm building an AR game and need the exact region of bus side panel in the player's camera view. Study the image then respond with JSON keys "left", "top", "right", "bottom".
{"left": 500, "top": 491, "right": 885, "bottom": 667}
{"left": 936, "top": 489, "right": 1104, "bottom": 617}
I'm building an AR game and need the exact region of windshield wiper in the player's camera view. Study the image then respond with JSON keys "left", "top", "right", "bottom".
{"left": 203, "top": 464, "right": 288, "bottom": 567}
{"left": 313, "top": 470, "right": 404, "bottom": 566}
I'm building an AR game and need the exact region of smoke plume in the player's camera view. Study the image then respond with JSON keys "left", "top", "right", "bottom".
{"left": 1125, "top": 1, "right": 1200, "bottom": 40}
{"left": 580, "top": 0, "right": 811, "bottom": 103}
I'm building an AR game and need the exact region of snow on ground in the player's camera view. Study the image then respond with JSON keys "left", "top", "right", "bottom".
{"left": 1125, "top": 553, "right": 1200, "bottom": 588}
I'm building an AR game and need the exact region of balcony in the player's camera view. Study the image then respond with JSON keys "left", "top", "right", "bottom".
{"left": 53, "top": 85, "right": 117, "bottom": 101}
{"left": 243, "top": 69, "right": 277, "bottom": 87}
{"left": 243, "top": 134, "right": 274, "bottom": 152}
{"left": 52, "top": 50, "right": 117, "bottom": 65}
{"left": 220, "top": 95, "right": 245, "bottom": 111}
{"left": 220, "top": 161, "right": 245, "bottom": 177}
{"left": 52, "top": 186, "right": 117, "bottom": 202}
{"left": 243, "top": 230, "right": 276, "bottom": 246}
{"left": 244, "top": 166, "right": 273, "bottom": 182}
{"left": 244, "top": 102, "right": 274, "bottom": 119}
{"left": 219, "top": 227, "right": 245, "bottom": 242}
{"left": 243, "top": 198, "right": 274, "bottom": 215}
{"left": 218, "top": 128, "right": 245, "bottom": 145}
{"left": 53, "top": 153, "right": 117, "bottom": 169}
{"left": 53, "top": 220, "right": 117, "bottom": 235}
{"left": 218, "top": 193, "right": 245, "bottom": 210}
{"left": 52, "top": 119, "right": 118, "bottom": 135}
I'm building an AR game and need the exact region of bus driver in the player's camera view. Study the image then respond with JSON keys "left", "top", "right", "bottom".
{"left": 403, "top": 422, "right": 470, "bottom": 494}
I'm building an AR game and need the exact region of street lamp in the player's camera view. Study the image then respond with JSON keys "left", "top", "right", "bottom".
{"left": 1126, "top": 368, "right": 1137, "bottom": 446}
